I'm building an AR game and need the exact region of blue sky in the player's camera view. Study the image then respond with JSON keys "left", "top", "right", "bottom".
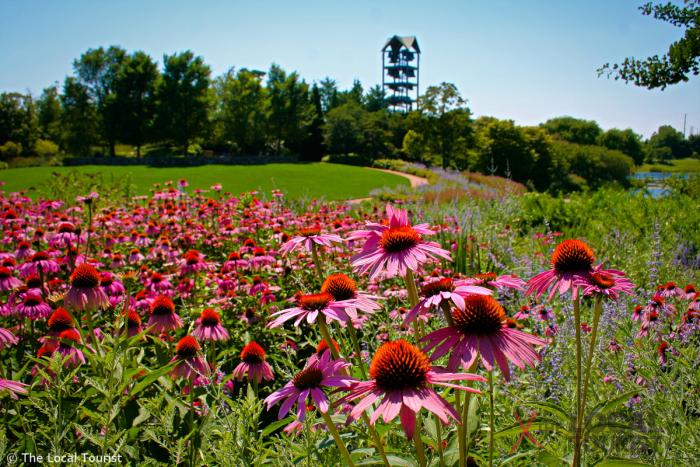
{"left": 1, "top": 0, "right": 698, "bottom": 137}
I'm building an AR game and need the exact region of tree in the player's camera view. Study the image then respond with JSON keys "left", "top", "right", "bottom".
{"left": 157, "top": 51, "right": 212, "bottom": 155}
{"left": 61, "top": 77, "right": 99, "bottom": 156}
{"left": 598, "top": 1, "right": 700, "bottom": 89}
{"left": 418, "top": 83, "right": 474, "bottom": 169}
{"left": 318, "top": 77, "right": 339, "bottom": 113}
{"left": 475, "top": 118, "right": 535, "bottom": 182}
{"left": 266, "top": 64, "right": 314, "bottom": 154}
{"left": 298, "top": 84, "right": 325, "bottom": 160}
{"left": 364, "top": 85, "right": 387, "bottom": 112}
{"left": 647, "top": 124, "right": 690, "bottom": 158}
{"left": 73, "top": 46, "right": 127, "bottom": 156}
{"left": 213, "top": 68, "right": 268, "bottom": 155}
{"left": 597, "top": 128, "right": 645, "bottom": 165}
{"left": 541, "top": 116, "right": 602, "bottom": 145}
{"left": 336, "top": 79, "right": 364, "bottom": 107}
{"left": 323, "top": 102, "right": 365, "bottom": 155}
{"left": 36, "top": 85, "right": 62, "bottom": 143}
{"left": 0, "top": 92, "right": 37, "bottom": 153}
{"left": 114, "top": 51, "right": 159, "bottom": 157}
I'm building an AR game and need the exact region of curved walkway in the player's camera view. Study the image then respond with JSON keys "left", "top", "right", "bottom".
{"left": 346, "top": 167, "right": 428, "bottom": 204}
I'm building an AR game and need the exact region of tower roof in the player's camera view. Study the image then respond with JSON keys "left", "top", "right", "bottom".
{"left": 382, "top": 35, "right": 420, "bottom": 53}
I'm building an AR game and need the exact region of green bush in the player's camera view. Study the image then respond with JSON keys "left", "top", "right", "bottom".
{"left": 34, "top": 139, "right": 60, "bottom": 158}
{"left": 0, "top": 141, "right": 23, "bottom": 160}
{"left": 552, "top": 141, "right": 634, "bottom": 189}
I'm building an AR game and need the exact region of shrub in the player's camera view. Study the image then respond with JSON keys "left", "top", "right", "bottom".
{"left": 34, "top": 139, "right": 60, "bottom": 158}
{"left": 0, "top": 141, "right": 22, "bottom": 160}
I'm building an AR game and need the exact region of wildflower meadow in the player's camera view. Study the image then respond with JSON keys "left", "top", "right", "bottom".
{"left": 0, "top": 173, "right": 698, "bottom": 466}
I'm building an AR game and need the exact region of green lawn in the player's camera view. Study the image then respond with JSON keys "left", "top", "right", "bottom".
{"left": 0, "top": 163, "right": 409, "bottom": 200}
{"left": 638, "top": 157, "right": 700, "bottom": 173}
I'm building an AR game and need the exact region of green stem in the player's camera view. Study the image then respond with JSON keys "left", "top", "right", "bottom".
{"left": 414, "top": 414, "right": 428, "bottom": 467}
{"left": 319, "top": 318, "right": 389, "bottom": 466}
{"left": 405, "top": 269, "right": 420, "bottom": 308}
{"left": 578, "top": 297, "right": 603, "bottom": 458}
{"left": 188, "top": 379, "right": 196, "bottom": 466}
{"left": 346, "top": 324, "right": 367, "bottom": 379}
{"left": 488, "top": 370, "right": 495, "bottom": 467}
{"left": 311, "top": 243, "right": 324, "bottom": 283}
{"left": 572, "top": 296, "right": 582, "bottom": 467}
{"left": 435, "top": 414, "right": 446, "bottom": 467}
{"left": 460, "top": 360, "right": 478, "bottom": 465}
{"left": 321, "top": 410, "right": 356, "bottom": 467}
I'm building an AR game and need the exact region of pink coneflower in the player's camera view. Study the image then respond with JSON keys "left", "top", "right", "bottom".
{"left": 147, "top": 295, "right": 183, "bottom": 333}
{"left": 268, "top": 292, "right": 353, "bottom": 328}
{"left": 100, "top": 272, "right": 125, "bottom": 296}
{"left": 264, "top": 351, "right": 354, "bottom": 421}
{"left": 0, "top": 378, "right": 29, "bottom": 398}
{"left": 659, "top": 281, "right": 683, "bottom": 298}
{"left": 577, "top": 265, "right": 635, "bottom": 300}
{"left": 422, "top": 295, "right": 547, "bottom": 381}
{"left": 279, "top": 226, "right": 343, "bottom": 255}
{"left": 145, "top": 272, "right": 174, "bottom": 296}
{"left": 232, "top": 342, "right": 274, "bottom": 384}
{"left": 526, "top": 239, "right": 595, "bottom": 300}
{"left": 65, "top": 264, "right": 109, "bottom": 311}
{"left": 683, "top": 284, "right": 697, "bottom": 300}
{"left": 0, "top": 266, "right": 22, "bottom": 291}
{"left": 179, "top": 250, "right": 209, "bottom": 275}
{"left": 513, "top": 305, "right": 531, "bottom": 320}
{"left": 402, "top": 277, "right": 491, "bottom": 325}
{"left": 128, "top": 248, "right": 145, "bottom": 264}
{"left": 343, "top": 340, "right": 484, "bottom": 439}
{"left": 125, "top": 309, "right": 143, "bottom": 337}
{"left": 56, "top": 328, "right": 86, "bottom": 367}
{"left": 631, "top": 305, "right": 644, "bottom": 321}
{"left": 462, "top": 272, "right": 526, "bottom": 292}
{"left": 321, "top": 273, "right": 382, "bottom": 319}
{"left": 47, "top": 307, "right": 75, "bottom": 335}
{"left": 192, "top": 308, "right": 229, "bottom": 341}
{"left": 169, "top": 336, "right": 209, "bottom": 381}
{"left": 348, "top": 205, "right": 452, "bottom": 280}
{"left": 0, "top": 327, "right": 18, "bottom": 350}
{"left": 19, "top": 251, "right": 60, "bottom": 277}
{"left": 16, "top": 293, "right": 52, "bottom": 319}
{"left": 534, "top": 305, "right": 555, "bottom": 322}
{"left": 15, "top": 241, "right": 35, "bottom": 260}
{"left": 49, "top": 222, "right": 79, "bottom": 248}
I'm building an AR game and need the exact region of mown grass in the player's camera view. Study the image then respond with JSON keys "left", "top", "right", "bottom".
{"left": 0, "top": 163, "right": 409, "bottom": 200}
{"left": 638, "top": 157, "right": 700, "bottom": 173}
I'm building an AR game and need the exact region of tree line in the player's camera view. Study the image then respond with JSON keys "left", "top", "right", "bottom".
{"left": 1, "top": 46, "right": 699, "bottom": 192}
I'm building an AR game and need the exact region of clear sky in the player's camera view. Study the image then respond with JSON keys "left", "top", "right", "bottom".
{"left": 1, "top": 0, "right": 699, "bottom": 138}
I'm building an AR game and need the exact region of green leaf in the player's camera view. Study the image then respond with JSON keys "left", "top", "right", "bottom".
{"left": 494, "top": 417, "right": 570, "bottom": 439}
{"left": 261, "top": 416, "right": 294, "bottom": 438}
{"left": 594, "top": 457, "right": 651, "bottom": 466}
{"left": 525, "top": 400, "right": 573, "bottom": 425}
{"left": 585, "top": 390, "right": 637, "bottom": 429}
{"left": 128, "top": 362, "right": 176, "bottom": 400}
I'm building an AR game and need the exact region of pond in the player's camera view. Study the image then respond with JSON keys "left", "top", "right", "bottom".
{"left": 630, "top": 171, "right": 690, "bottom": 198}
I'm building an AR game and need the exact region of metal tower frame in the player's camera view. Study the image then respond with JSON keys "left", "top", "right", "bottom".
{"left": 382, "top": 35, "right": 420, "bottom": 112}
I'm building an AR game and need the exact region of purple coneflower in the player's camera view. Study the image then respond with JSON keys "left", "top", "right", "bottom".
{"left": 0, "top": 266, "right": 22, "bottom": 291}
{"left": 268, "top": 292, "right": 353, "bottom": 328}
{"left": 56, "top": 329, "right": 86, "bottom": 367}
{"left": 169, "top": 336, "right": 209, "bottom": 381}
{"left": 147, "top": 295, "right": 183, "bottom": 333}
{"left": 526, "top": 239, "right": 596, "bottom": 300}
{"left": 279, "top": 226, "right": 343, "bottom": 255}
{"left": 19, "top": 251, "right": 60, "bottom": 278}
{"left": 192, "top": 308, "right": 229, "bottom": 341}
{"left": 343, "top": 339, "right": 484, "bottom": 439}
{"left": 422, "top": 295, "right": 547, "bottom": 381}
{"left": 233, "top": 341, "right": 274, "bottom": 384}
{"left": 0, "top": 327, "right": 18, "bottom": 350}
{"left": 462, "top": 272, "right": 526, "bottom": 291}
{"left": 348, "top": 205, "right": 451, "bottom": 280}
{"left": 402, "top": 277, "right": 491, "bottom": 326}
{"left": 16, "top": 293, "right": 52, "bottom": 320}
{"left": 264, "top": 350, "right": 354, "bottom": 421}
{"left": 576, "top": 265, "right": 635, "bottom": 300}
{"left": 321, "top": 273, "right": 382, "bottom": 320}
{"left": 65, "top": 264, "right": 110, "bottom": 311}
{"left": 0, "top": 378, "right": 29, "bottom": 398}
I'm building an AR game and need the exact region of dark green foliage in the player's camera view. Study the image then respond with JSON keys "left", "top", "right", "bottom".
{"left": 0, "top": 92, "right": 38, "bottom": 153}
{"left": 599, "top": 0, "right": 700, "bottom": 89}
{"left": 647, "top": 124, "right": 691, "bottom": 160}
{"left": 541, "top": 116, "right": 602, "bottom": 145}
{"left": 61, "top": 78, "right": 99, "bottom": 156}
{"left": 36, "top": 85, "right": 62, "bottom": 143}
{"left": 156, "top": 51, "right": 212, "bottom": 155}
{"left": 552, "top": 140, "right": 635, "bottom": 189}
{"left": 597, "top": 128, "right": 645, "bottom": 165}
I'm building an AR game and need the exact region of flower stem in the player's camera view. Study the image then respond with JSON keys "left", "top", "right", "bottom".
{"left": 577, "top": 296, "right": 603, "bottom": 463}
{"left": 319, "top": 318, "right": 389, "bottom": 466}
{"left": 435, "top": 414, "right": 446, "bottom": 467}
{"left": 346, "top": 324, "right": 367, "bottom": 379}
{"left": 572, "top": 296, "right": 582, "bottom": 467}
{"left": 405, "top": 270, "right": 420, "bottom": 308}
{"left": 455, "top": 390, "right": 465, "bottom": 467}
{"left": 459, "top": 360, "right": 478, "bottom": 466}
{"left": 488, "top": 370, "right": 495, "bottom": 467}
{"left": 311, "top": 243, "right": 324, "bottom": 283}
{"left": 321, "top": 410, "right": 356, "bottom": 467}
{"left": 414, "top": 414, "right": 428, "bottom": 467}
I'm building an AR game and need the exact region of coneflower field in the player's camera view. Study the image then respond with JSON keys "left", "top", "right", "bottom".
{"left": 0, "top": 179, "right": 698, "bottom": 466}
